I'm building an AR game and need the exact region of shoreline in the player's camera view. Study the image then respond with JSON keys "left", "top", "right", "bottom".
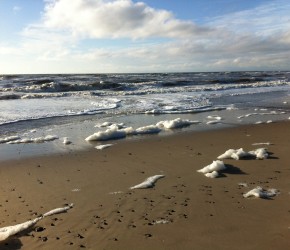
{"left": 1, "top": 103, "right": 289, "bottom": 162}
{"left": 0, "top": 121, "right": 290, "bottom": 249}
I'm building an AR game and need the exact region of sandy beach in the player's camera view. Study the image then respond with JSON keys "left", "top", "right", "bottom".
{"left": 0, "top": 121, "right": 290, "bottom": 250}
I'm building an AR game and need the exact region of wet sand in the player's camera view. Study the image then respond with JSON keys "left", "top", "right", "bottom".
{"left": 0, "top": 121, "right": 290, "bottom": 249}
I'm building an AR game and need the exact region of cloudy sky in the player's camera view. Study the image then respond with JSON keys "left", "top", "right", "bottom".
{"left": 0, "top": 0, "right": 290, "bottom": 73}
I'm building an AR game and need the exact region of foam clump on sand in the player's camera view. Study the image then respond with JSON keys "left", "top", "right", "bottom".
{"left": 252, "top": 142, "right": 272, "bottom": 146}
{"left": 0, "top": 136, "right": 21, "bottom": 144}
{"left": 207, "top": 115, "right": 222, "bottom": 120}
{"left": 95, "top": 144, "right": 113, "bottom": 150}
{"left": 63, "top": 137, "right": 72, "bottom": 145}
{"left": 217, "top": 148, "right": 250, "bottom": 160}
{"left": 153, "top": 219, "right": 170, "bottom": 225}
{"left": 248, "top": 148, "right": 269, "bottom": 159}
{"left": 85, "top": 127, "right": 128, "bottom": 141}
{"left": 217, "top": 148, "right": 269, "bottom": 160}
{"left": 238, "top": 182, "right": 248, "bottom": 187}
{"left": 86, "top": 118, "right": 200, "bottom": 142}
{"left": 107, "top": 123, "right": 125, "bottom": 129}
{"left": 130, "top": 175, "right": 165, "bottom": 189}
{"left": 156, "top": 118, "right": 199, "bottom": 129}
{"left": 6, "top": 135, "right": 59, "bottom": 144}
{"left": 135, "top": 125, "right": 162, "bottom": 135}
{"left": 0, "top": 204, "right": 73, "bottom": 242}
{"left": 205, "top": 171, "right": 219, "bottom": 178}
{"left": 95, "top": 121, "right": 113, "bottom": 127}
{"left": 243, "top": 187, "right": 279, "bottom": 198}
{"left": 95, "top": 122, "right": 126, "bottom": 130}
{"left": 86, "top": 124, "right": 162, "bottom": 141}
{"left": 109, "top": 191, "right": 123, "bottom": 195}
{"left": 206, "top": 120, "right": 221, "bottom": 125}
{"left": 197, "top": 160, "right": 226, "bottom": 178}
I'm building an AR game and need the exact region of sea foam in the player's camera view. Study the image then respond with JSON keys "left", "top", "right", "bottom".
{"left": 243, "top": 186, "right": 279, "bottom": 198}
{"left": 130, "top": 175, "right": 165, "bottom": 189}
{"left": 217, "top": 148, "right": 269, "bottom": 160}
{"left": 95, "top": 144, "right": 113, "bottom": 150}
{"left": 197, "top": 160, "right": 226, "bottom": 178}
{"left": 5, "top": 135, "right": 59, "bottom": 144}
{"left": 0, "top": 204, "right": 73, "bottom": 242}
{"left": 156, "top": 118, "right": 199, "bottom": 129}
{"left": 135, "top": 125, "right": 161, "bottom": 135}
{"left": 197, "top": 160, "right": 226, "bottom": 174}
{"left": 63, "top": 137, "right": 72, "bottom": 145}
{"left": 0, "top": 136, "right": 21, "bottom": 144}
{"left": 86, "top": 118, "right": 200, "bottom": 142}
{"left": 205, "top": 171, "right": 219, "bottom": 178}
{"left": 85, "top": 127, "right": 127, "bottom": 141}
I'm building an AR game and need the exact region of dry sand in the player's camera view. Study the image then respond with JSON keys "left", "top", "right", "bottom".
{"left": 0, "top": 121, "right": 290, "bottom": 250}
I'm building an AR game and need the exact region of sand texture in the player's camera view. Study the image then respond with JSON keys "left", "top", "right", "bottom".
{"left": 0, "top": 121, "right": 290, "bottom": 249}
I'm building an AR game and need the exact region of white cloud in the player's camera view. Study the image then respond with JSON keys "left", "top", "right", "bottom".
{"left": 209, "top": 1, "right": 290, "bottom": 37}
{"left": 42, "top": 0, "right": 212, "bottom": 39}
{"left": 13, "top": 5, "right": 21, "bottom": 13}
{"left": 2, "top": 0, "right": 290, "bottom": 73}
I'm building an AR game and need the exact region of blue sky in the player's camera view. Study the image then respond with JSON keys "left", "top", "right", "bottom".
{"left": 0, "top": 0, "right": 289, "bottom": 73}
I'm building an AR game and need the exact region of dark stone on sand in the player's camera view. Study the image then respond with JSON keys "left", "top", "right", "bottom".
{"left": 42, "top": 237, "right": 48, "bottom": 242}
{"left": 35, "top": 226, "right": 45, "bottom": 232}
{"left": 77, "top": 233, "right": 84, "bottom": 239}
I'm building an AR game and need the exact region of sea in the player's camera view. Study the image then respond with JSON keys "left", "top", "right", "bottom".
{"left": 0, "top": 71, "right": 290, "bottom": 160}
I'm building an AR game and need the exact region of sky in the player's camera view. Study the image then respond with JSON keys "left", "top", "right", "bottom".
{"left": 0, "top": 0, "right": 290, "bottom": 74}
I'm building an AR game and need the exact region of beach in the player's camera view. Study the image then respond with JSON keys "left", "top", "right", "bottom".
{"left": 2, "top": 0, "right": 290, "bottom": 248}
{"left": 0, "top": 120, "right": 290, "bottom": 249}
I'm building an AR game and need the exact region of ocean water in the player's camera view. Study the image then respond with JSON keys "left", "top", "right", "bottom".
{"left": 0, "top": 71, "right": 290, "bottom": 160}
